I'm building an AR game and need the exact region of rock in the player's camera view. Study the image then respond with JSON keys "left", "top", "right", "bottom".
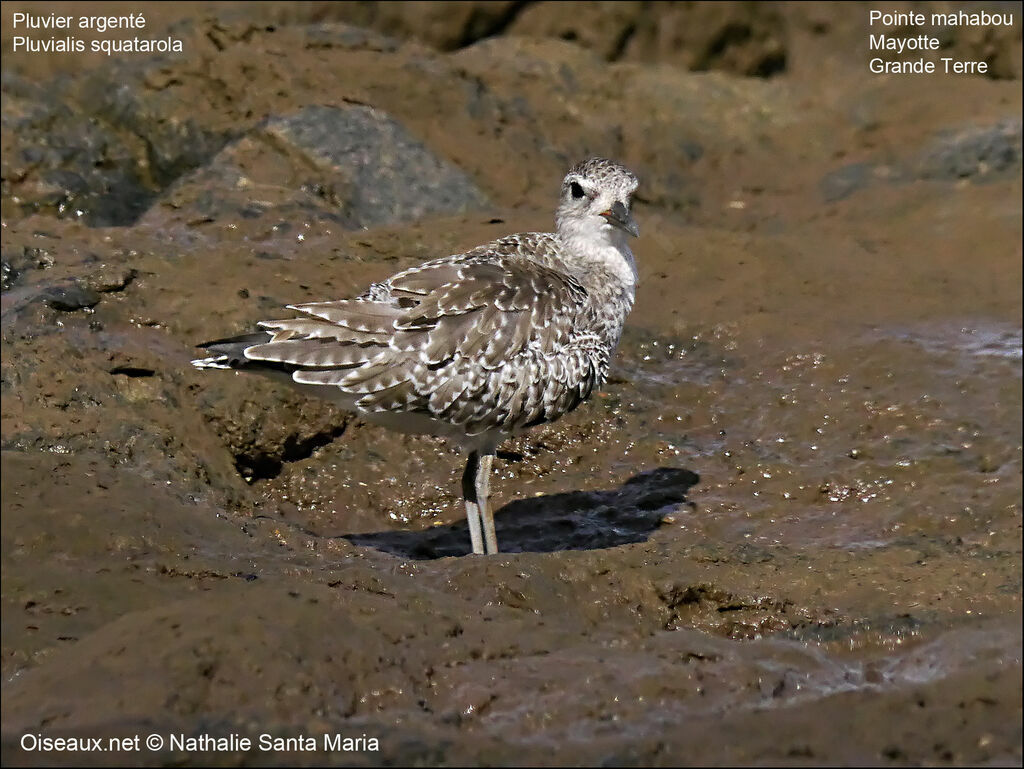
{"left": 153, "top": 104, "right": 489, "bottom": 229}
{"left": 1, "top": 74, "right": 156, "bottom": 226}
{"left": 819, "top": 162, "right": 874, "bottom": 202}
{"left": 510, "top": 0, "right": 789, "bottom": 76}
{"left": 1, "top": 246, "right": 54, "bottom": 292}
{"left": 66, "top": 54, "right": 233, "bottom": 190}
{"left": 2, "top": 46, "right": 234, "bottom": 228}
{"left": 824, "top": 119, "right": 1023, "bottom": 201}
{"left": 302, "top": 1, "right": 525, "bottom": 51}
{"left": 0, "top": 260, "right": 17, "bottom": 292}
{"left": 40, "top": 282, "right": 101, "bottom": 312}
{"left": 301, "top": 21, "right": 402, "bottom": 52}
{"left": 266, "top": 104, "right": 489, "bottom": 226}
{"left": 916, "top": 119, "right": 1023, "bottom": 182}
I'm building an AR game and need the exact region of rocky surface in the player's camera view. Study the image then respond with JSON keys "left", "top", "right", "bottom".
{"left": 1, "top": 2, "right": 1022, "bottom": 766}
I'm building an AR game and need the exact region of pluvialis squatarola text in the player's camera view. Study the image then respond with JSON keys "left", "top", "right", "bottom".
{"left": 192, "top": 158, "right": 640, "bottom": 555}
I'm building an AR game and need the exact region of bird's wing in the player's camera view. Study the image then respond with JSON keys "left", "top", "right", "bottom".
{"left": 242, "top": 242, "right": 592, "bottom": 421}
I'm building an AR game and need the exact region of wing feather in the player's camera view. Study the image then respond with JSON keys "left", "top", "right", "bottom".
{"left": 229, "top": 235, "right": 598, "bottom": 432}
{"left": 288, "top": 300, "right": 402, "bottom": 333}
{"left": 258, "top": 318, "right": 387, "bottom": 343}
{"left": 245, "top": 339, "right": 382, "bottom": 369}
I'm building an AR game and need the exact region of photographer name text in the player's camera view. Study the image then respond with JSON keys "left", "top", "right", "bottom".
{"left": 20, "top": 732, "right": 380, "bottom": 754}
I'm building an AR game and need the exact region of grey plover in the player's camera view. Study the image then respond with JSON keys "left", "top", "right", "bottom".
{"left": 192, "top": 158, "right": 640, "bottom": 555}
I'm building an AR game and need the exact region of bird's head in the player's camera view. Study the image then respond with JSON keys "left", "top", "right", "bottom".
{"left": 556, "top": 158, "right": 640, "bottom": 245}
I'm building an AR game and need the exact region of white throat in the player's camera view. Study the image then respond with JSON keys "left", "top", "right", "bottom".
{"left": 556, "top": 216, "right": 638, "bottom": 294}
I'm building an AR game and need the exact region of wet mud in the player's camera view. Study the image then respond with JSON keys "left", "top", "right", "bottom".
{"left": 2, "top": 2, "right": 1022, "bottom": 766}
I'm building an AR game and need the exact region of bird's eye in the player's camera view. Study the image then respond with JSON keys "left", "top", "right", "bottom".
{"left": 570, "top": 181, "right": 585, "bottom": 199}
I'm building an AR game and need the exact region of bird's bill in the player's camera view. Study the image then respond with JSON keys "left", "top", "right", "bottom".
{"left": 601, "top": 201, "right": 640, "bottom": 238}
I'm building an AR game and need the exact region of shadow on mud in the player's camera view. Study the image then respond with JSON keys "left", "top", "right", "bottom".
{"left": 345, "top": 467, "right": 700, "bottom": 559}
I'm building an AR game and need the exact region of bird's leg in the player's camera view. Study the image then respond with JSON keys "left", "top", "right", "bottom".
{"left": 462, "top": 451, "right": 485, "bottom": 555}
{"left": 477, "top": 452, "right": 498, "bottom": 554}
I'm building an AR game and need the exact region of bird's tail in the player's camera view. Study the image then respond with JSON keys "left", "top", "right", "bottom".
{"left": 191, "top": 331, "right": 273, "bottom": 370}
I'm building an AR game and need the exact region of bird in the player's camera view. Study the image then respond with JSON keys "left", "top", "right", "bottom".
{"left": 192, "top": 157, "right": 640, "bottom": 555}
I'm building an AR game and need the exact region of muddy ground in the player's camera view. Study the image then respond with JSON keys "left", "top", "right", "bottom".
{"left": 1, "top": 2, "right": 1022, "bottom": 766}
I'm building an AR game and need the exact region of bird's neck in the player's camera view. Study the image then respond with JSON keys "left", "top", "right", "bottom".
{"left": 555, "top": 221, "right": 638, "bottom": 301}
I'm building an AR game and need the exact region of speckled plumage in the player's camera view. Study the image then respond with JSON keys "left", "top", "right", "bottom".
{"left": 193, "top": 157, "right": 641, "bottom": 554}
